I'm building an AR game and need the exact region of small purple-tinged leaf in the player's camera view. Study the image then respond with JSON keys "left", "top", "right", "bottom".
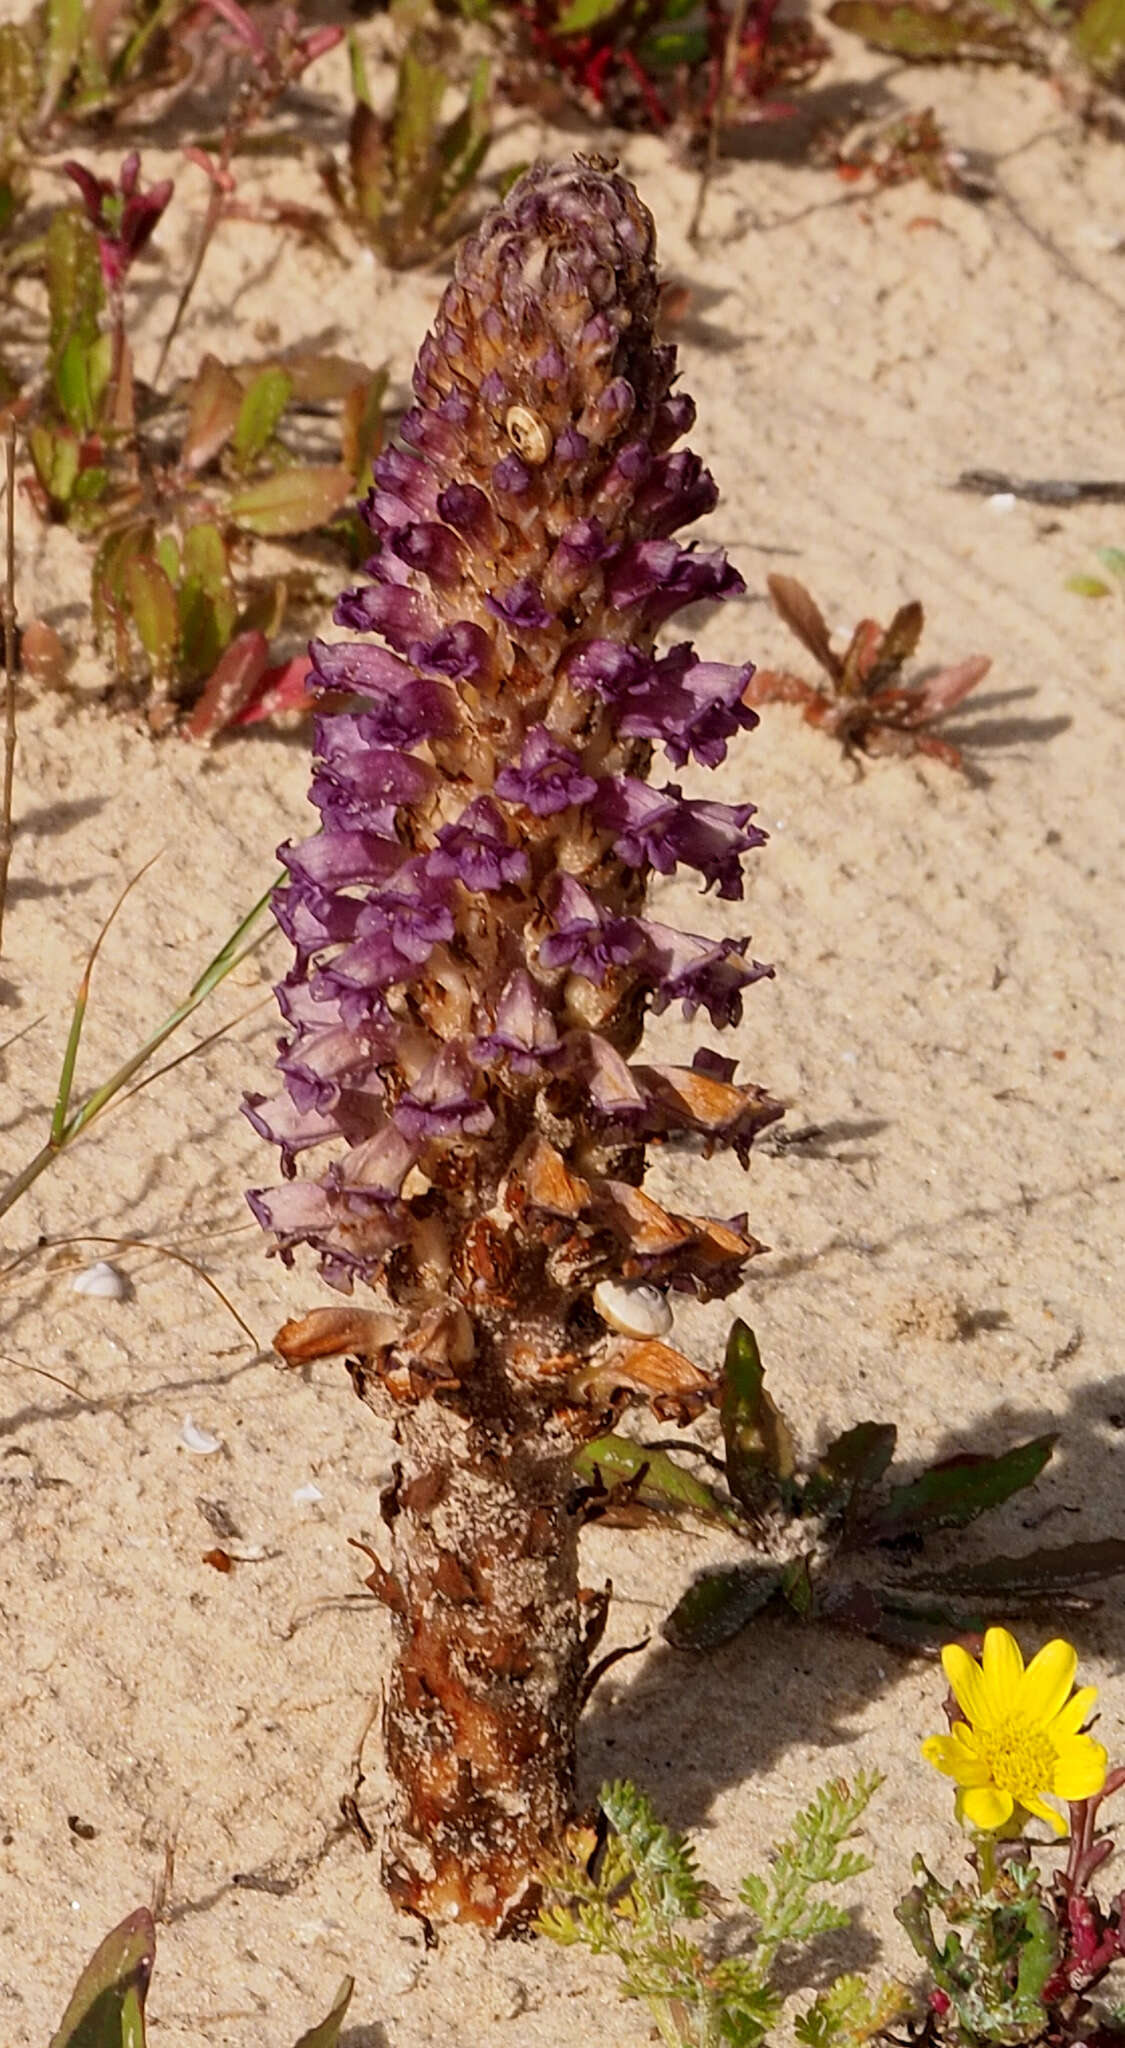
{"left": 863, "top": 1433, "right": 1056, "bottom": 1542}
{"left": 125, "top": 555, "right": 179, "bottom": 682}
{"left": 664, "top": 1563, "right": 784, "bottom": 1650}
{"left": 290, "top": 1975, "right": 355, "bottom": 2048}
{"left": 228, "top": 465, "right": 353, "bottom": 538}
{"left": 181, "top": 354, "right": 242, "bottom": 470}
{"left": 48, "top": 1907, "right": 155, "bottom": 2048}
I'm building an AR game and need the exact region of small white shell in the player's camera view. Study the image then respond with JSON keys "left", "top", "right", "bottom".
{"left": 505, "top": 404, "right": 552, "bottom": 466}
{"left": 593, "top": 1280, "right": 673, "bottom": 1340}
{"left": 71, "top": 1260, "right": 126, "bottom": 1300}
{"left": 179, "top": 1415, "right": 223, "bottom": 1456}
{"left": 292, "top": 1481, "right": 324, "bottom": 1506}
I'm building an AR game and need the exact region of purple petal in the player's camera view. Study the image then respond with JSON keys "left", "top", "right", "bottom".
{"left": 495, "top": 726, "right": 597, "bottom": 815}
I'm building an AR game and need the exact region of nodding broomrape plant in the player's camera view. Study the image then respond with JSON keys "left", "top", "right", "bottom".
{"left": 247, "top": 158, "right": 779, "bottom": 1927}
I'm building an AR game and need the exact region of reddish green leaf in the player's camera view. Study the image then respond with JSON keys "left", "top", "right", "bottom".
{"left": 186, "top": 629, "right": 270, "bottom": 742}
{"left": 228, "top": 465, "right": 353, "bottom": 538}
{"left": 181, "top": 354, "right": 242, "bottom": 471}
{"left": 827, "top": 0, "right": 1032, "bottom": 60}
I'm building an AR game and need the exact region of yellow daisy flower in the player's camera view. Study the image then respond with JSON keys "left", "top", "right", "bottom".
{"left": 921, "top": 1626, "right": 1107, "bottom": 1837}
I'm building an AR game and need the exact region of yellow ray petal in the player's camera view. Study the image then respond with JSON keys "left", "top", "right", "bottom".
{"left": 1019, "top": 1638, "right": 1077, "bottom": 1726}
{"left": 980, "top": 1627, "right": 1024, "bottom": 1715}
{"left": 1021, "top": 1794, "right": 1068, "bottom": 1837}
{"left": 961, "top": 1784, "right": 1014, "bottom": 1832}
{"left": 942, "top": 1642, "right": 991, "bottom": 1727}
{"left": 1053, "top": 1736, "right": 1109, "bottom": 1803}
{"left": 1049, "top": 1686, "right": 1099, "bottom": 1742}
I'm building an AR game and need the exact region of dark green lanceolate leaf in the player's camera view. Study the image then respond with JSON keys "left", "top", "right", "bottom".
{"left": 49, "top": 1907, "right": 154, "bottom": 2048}
{"left": 1071, "top": 0, "right": 1125, "bottom": 70}
{"left": 802, "top": 1420, "right": 897, "bottom": 1520}
{"left": 233, "top": 367, "right": 293, "bottom": 470}
{"left": 862, "top": 1434, "right": 1055, "bottom": 1542}
{"left": 664, "top": 1563, "right": 785, "bottom": 1650}
{"left": 125, "top": 555, "right": 179, "bottom": 681}
{"left": 720, "top": 1321, "right": 796, "bottom": 1517}
{"left": 826, "top": 0, "right": 1035, "bottom": 60}
{"left": 575, "top": 1433, "right": 732, "bottom": 1522}
{"left": 898, "top": 1536, "right": 1125, "bottom": 1600}
{"left": 228, "top": 465, "right": 353, "bottom": 538}
{"left": 290, "top": 1976, "right": 355, "bottom": 2048}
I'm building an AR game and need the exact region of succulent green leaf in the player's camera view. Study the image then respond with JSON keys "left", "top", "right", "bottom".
{"left": 125, "top": 555, "right": 180, "bottom": 681}
{"left": 46, "top": 211, "right": 104, "bottom": 428}
{"left": 1065, "top": 574, "right": 1112, "bottom": 598}
{"left": 802, "top": 1420, "right": 897, "bottom": 1518}
{"left": 720, "top": 1320, "right": 796, "bottom": 1516}
{"left": 290, "top": 1976, "right": 355, "bottom": 2048}
{"left": 233, "top": 366, "right": 293, "bottom": 470}
{"left": 228, "top": 464, "right": 353, "bottom": 537}
{"left": 574, "top": 1433, "right": 732, "bottom": 1522}
{"left": 48, "top": 1908, "right": 155, "bottom": 2048}
{"left": 179, "top": 521, "right": 235, "bottom": 681}
{"left": 663, "top": 1563, "right": 784, "bottom": 1650}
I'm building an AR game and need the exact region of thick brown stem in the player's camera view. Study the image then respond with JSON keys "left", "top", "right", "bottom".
{"left": 366, "top": 1382, "right": 587, "bottom": 1927}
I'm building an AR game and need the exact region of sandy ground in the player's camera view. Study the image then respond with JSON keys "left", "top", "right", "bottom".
{"left": 2, "top": 14, "right": 1125, "bottom": 2044}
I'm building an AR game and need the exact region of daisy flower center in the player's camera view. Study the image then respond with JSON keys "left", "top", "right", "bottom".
{"left": 974, "top": 1718, "right": 1057, "bottom": 1804}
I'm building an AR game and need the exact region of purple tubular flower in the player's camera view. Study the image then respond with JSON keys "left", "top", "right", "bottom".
{"left": 250, "top": 158, "right": 778, "bottom": 1308}
{"left": 494, "top": 728, "right": 598, "bottom": 815}
{"left": 591, "top": 778, "right": 766, "bottom": 898}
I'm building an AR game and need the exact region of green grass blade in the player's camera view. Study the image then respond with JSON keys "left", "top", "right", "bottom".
{"left": 50, "top": 853, "right": 162, "bottom": 1146}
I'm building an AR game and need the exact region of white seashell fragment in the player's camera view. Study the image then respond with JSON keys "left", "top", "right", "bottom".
{"left": 593, "top": 1280, "right": 673, "bottom": 1340}
{"left": 988, "top": 492, "right": 1016, "bottom": 515}
{"left": 72, "top": 1260, "right": 126, "bottom": 1300}
{"left": 292, "top": 1482, "right": 324, "bottom": 1505}
{"left": 179, "top": 1416, "right": 223, "bottom": 1456}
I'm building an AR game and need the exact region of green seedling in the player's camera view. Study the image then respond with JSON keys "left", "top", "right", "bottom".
{"left": 539, "top": 1774, "right": 905, "bottom": 2048}
{"left": 320, "top": 14, "right": 491, "bottom": 268}
{"left": 1066, "top": 546, "right": 1125, "bottom": 599}
{"left": 579, "top": 1322, "right": 1125, "bottom": 1654}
